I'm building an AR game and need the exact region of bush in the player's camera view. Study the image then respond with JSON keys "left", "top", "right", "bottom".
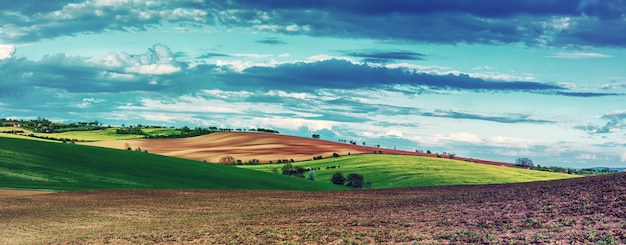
{"left": 281, "top": 162, "right": 294, "bottom": 174}
{"left": 331, "top": 172, "right": 346, "bottom": 185}
{"left": 219, "top": 155, "right": 237, "bottom": 165}
{"left": 293, "top": 166, "right": 305, "bottom": 178}
{"left": 346, "top": 173, "right": 364, "bottom": 188}
{"left": 307, "top": 171, "right": 316, "bottom": 181}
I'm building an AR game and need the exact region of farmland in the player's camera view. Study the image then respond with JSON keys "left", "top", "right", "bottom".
{"left": 239, "top": 154, "right": 579, "bottom": 189}
{"left": 0, "top": 126, "right": 180, "bottom": 141}
{"left": 81, "top": 131, "right": 517, "bottom": 167}
{"left": 1, "top": 173, "right": 624, "bottom": 244}
{"left": 0, "top": 137, "right": 345, "bottom": 191}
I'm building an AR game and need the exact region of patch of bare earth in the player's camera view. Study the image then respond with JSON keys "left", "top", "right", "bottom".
{"left": 0, "top": 189, "right": 52, "bottom": 199}
{"left": 1, "top": 173, "right": 624, "bottom": 244}
{"left": 81, "top": 132, "right": 514, "bottom": 166}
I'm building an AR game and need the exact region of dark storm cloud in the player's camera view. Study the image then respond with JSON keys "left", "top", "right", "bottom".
{"left": 338, "top": 50, "right": 426, "bottom": 63}
{"left": 3, "top": 0, "right": 625, "bottom": 47}
{"left": 555, "top": 91, "right": 623, "bottom": 97}
{"left": 220, "top": 59, "right": 562, "bottom": 92}
{"left": 217, "top": 0, "right": 626, "bottom": 48}
{"left": 0, "top": 1, "right": 212, "bottom": 43}
{"left": 0, "top": 0, "right": 77, "bottom": 15}
{"left": 255, "top": 38, "right": 287, "bottom": 45}
{"left": 422, "top": 109, "right": 557, "bottom": 124}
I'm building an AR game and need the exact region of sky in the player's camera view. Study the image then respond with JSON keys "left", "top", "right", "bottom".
{"left": 1, "top": 0, "right": 626, "bottom": 168}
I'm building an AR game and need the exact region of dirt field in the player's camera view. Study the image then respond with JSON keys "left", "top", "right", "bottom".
{"left": 2, "top": 173, "right": 623, "bottom": 244}
{"left": 0, "top": 189, "right": 53, "bottom": 199}
{"left": 81, "top": 132, "right": 514, "bottom": 166}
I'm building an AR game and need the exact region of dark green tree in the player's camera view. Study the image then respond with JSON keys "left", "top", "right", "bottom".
{"left": 346, "top": 173, "right": 364, "bottom": 188}
{"left": 330, "top": 172, "right": 346, "bottom": 185}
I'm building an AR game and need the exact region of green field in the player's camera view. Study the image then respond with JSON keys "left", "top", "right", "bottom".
{"left": 238, "top": 154, "right": 580, "bottom": 189}
{"left": 0, "top": 137, "right": 345, "bottom": 191}
{"left": 0, "top": 127, "right": 184, "bottom": 141}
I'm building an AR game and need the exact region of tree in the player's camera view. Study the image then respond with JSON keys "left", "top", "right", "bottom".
{"left": 312, "top": 134, "right": 320, "bottom": 139}
{"left": 293, "top": 166, "right": 305, "bottom": 178}
{"left": 219, "top": 155, "right": 237, "bottom": 165}
{"left": 331, "top": 172, "right": 346, "bottom": 185}
{"left": 346, "top": 173, "right": 364, "bottom": 188}
{"left": 281, "top": 162, "right": 294, "bottom": 175}
{"left": 307, "top": 171, "right": 316, "bottom": 181}
{"left": 516, "top": 157, "right": 534, "bottom": 167}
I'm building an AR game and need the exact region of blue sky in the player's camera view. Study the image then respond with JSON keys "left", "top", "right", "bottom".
{"left": 1, "top": 0, "right": 626, "bottom": 168}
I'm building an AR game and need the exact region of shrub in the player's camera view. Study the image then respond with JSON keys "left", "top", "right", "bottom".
{"left": 331, "top": 172, "right": 346, "bottom": 185}
{"left": 307, "top": 171, "right": 316, "bottom": 181}
{"left": 219, "top": 155, "right": 237, "bottom": 165}
{"left": 346, "top": 173, "right": 364, "bottom": 188}
{"left": 281, "top": 162, "right": 294, "bottom": 175}
{"left": 293, "top": 167, "right": 305, "bottom": 178}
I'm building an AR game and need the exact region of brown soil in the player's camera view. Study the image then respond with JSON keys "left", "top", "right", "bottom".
{"left": 81, "top": 132, "right": 514, "bottom": 166}
{"left": 1, "top": 173, "right": 624, "bottom": 244}
{"left": 0, "top": 189, "right": 53, "bottom": 199}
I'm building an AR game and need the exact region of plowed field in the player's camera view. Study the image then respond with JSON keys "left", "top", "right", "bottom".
{"left": 82, "top": 132, "right": 514, "bottom": 166}
{"left": 2, "top": 173, "right": 623, "bottom": 244}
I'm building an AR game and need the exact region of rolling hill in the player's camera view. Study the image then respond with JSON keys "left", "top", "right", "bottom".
{"left": 239, "top": 154, "right": 580, "bottom": 189}
{"left": 81, "top": 132, "right": 515, "bottom": 167}
{"left": 0, "top": 137, "right": 345, "bottom": 191}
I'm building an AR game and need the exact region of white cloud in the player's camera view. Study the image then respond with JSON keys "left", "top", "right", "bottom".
{"left": 119, "top": 96, "right": 242, "bottom": 114}
{"left": 621, "top": 153, "right": 626, "bottom": 162}
{"left": 486, "top": 136, "right": 540, "bottom": 149}
{"left": 125, "top": 64, "right": 181, "bottom": 75}
{"left": 0, "top": 45, "right": 16, "bottom": 59}
{"left": 386, "top": 63, "right": 536, "bottom": 82}
{"left": 253, "top": 117, "right": 337, "bottom": 131}
{"left": 385, "top": 129, "right": 404, "bottom": 138}
{"left": 231, "top": 53, "right": 273, "bottom": 58}
{"left": 253, "top": 24, "right": 310, "bottom": 33}
{"left": 202, "top": 89, "right": 253, "bottom": 99}
{"left": 266, "top": 90, "right": 310, "bottom": 100}
{"left": 215, "top": 59, "right": 283, "bottom": 72}
{"left": 601, "top": 82, "right": 626, "bottom": 90}
{"left": 575, "top": 153, "right": 598, "bottom": 160}
{"left": 102, "top": 43, "right": 182, "bottom": 75}
{"left": 547, "top": 52, "right": 612, "bottom": 59}
{"left": 74, "top": 97, "right": 104, "bottom": 108}
{"left": 543, "top": 17, "right": 572, "bottom": 31}
{"left": 449, "top": 132, "right": 483, "bottom": 143}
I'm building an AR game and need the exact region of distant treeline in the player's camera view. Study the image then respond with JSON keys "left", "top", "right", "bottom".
{"left": 2, "top": 118, "right": 279, "bottom": 139}
{"left": 2, "top": 117, "right": 108, "bottom": 133}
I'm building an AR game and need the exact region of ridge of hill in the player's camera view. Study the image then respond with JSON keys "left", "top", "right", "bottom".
{"left": 239, "top": 154, "right": 579, "bottom": 189}
{"left": 0, "top": 137, "right": 345, "bottom": 191}
{"left": 82, "top": 132, "right": 515, "bottom": 167}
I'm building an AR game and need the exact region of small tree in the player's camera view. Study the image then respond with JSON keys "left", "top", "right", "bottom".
{"left": 293, "top": 166, "right": 305, "bottom": 178}
{"left": 282, "top": 162, "right": 294, "bottom": 175}
{"left": 219, "top": 155, "right": 237, "bottom": 165}
{"left": 307, "top": 171, "right": 316, "bottom": 181}
{"left": 331, "top": 172, "right": 346, "bottom": 185}
{"left": 346, "top": 173, "right": 364, "bottom": 188}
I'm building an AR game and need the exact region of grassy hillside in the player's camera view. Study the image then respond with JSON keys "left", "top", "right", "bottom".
{"left": 0, "top": 126, "right": 181, "bottom": 141}
{"left": 0, "top": 137, "right": 345, "bottom": 191}
{"left": 239, "top": 154, "right": 579, "bottom": 188}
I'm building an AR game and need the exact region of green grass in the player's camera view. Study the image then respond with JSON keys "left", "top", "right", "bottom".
{"left": 1, "top": 127, "right": 184, "bottom": 141}
{"left": 238, "top": 154, "right": 580, "bottom": 189}
{"left": 0, "top": 137, "right": 346, "bottom": 191}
